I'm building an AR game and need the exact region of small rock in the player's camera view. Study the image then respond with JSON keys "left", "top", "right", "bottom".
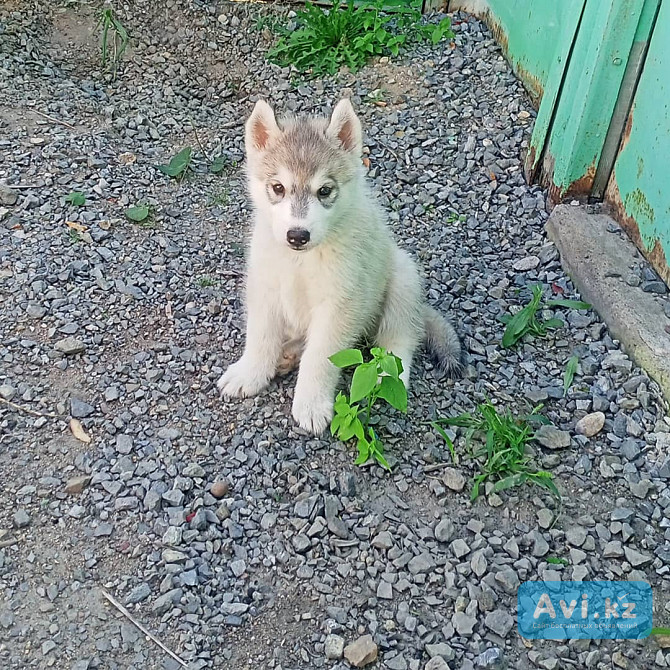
{"left": 566, "top": 526, "right": 587, "bottom": 547}
{"left": 65, "top": 475, "right": 91, "bottom": 495}
{"left": 485, "top": 610, "right": 514, "bottom": 637}
{"left": 55, "top": 337, "right": 86, "bottom": 355}
{"left": 162, "top": 526, "right": 182, "bottom": 546}
{"left": 451, "top": 538, "right": 470, "bottom": 559}
{"left": 425, "top": 644, "right": 455, "bottom": 661}
{"left": 325, "top": 634, "right": 344, "bottom": 660}
{"left": 471, "top": 550, "right": 488, "bottom": 577}
{"left": 230, "top": 559, "right": 246, "bottom": 577}
{"left": 377, "top": 581, "right": 392, "bottom": 599}
{"left": 408, "top": 552, "right": 435, "bottom": 574}
{"left": 495, "top": 567, "right": 519, "bottom": 594}
{"left": 0, "top": 384, "right": 16, "bottom": 401}
{"left": 70, "top": 397, "right": 94, "bottom": 418}
{"left": 452, "top": 611, "right": 476, "bottom": 635}
{"left": 603, "top": 540, "right": 624, "bottom": 558}
{"left": 152, "top": 588, "right": 182, "bottom": 615}
{"left": 537, "top": 508, "right": 553, "bottom": 529}
{"left": 0, "top": 185, "right": 18, "bottom": 206}
{"left": 535, "top": 425, "right": 571, "bottom": 450}
{"left": 425, "top": 658, "right": 450, "bottom": 670}
{"left": 642, "top": 281, "right": 667, "bottom": 294}
{"left": 623, "top": 546, "right": 652, "bottom": 567}
{"left": 115, "top": 434, "right": 133, "bottom": 454}
{"left": 210, "top": 480, "right": 230, "bottom": 498}
{"left": 183, "top": 463, "right": 205, "bottom": 478}
{"left": 126, "top": 583, "right": 151, "bottom": 604}
{"left": 343, "top": 635, "right": 378, "bottom": 667}
{"left": 474, "top": 646, "right": 506, "bottom": 668}
{"left": 162, "top": 490, "right": 185, "bottom": 507}
{"left": 372, "top": 530, "right": 393, "bottom": 550}
{"left": 13, "top": 509, "right": 31, "bottom": 529}
{"left": 575, "top": 412, "right": 605, "bottom": 437}
{"left": 434, "top": 518, "right": 456, "bottom": 543}
{"left": 532, "top": 531, "right": 549, "bottom": 557}
{"left": 442, "top": 468, "right": 465, "bottom": 492}
{"left": 513, "top": 256, "right": 540, "bottom": 271}
{"left": 620, "top": 439, "right": 641, "bottom": 461}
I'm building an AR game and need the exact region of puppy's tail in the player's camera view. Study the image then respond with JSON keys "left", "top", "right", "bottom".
{"left": 423, "top": 306, "right": 463, "bottom": 377}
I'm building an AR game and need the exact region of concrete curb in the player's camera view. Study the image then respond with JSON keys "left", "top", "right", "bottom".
{"left": 546, "top": 204, "right": 670, "bottom": 402}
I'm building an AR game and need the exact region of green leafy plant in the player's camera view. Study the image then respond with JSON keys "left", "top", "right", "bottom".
{"left": 433, "top": 401, "right": 559, "bottom": 501}
{"left": 563, "top": 355, "right": 579, "bottom": 396}
{"left": 447, "top": 211, "right": 466, "bottom": 224}
{"left": 125, "top": 204, "right": 150, "bottom": 222}
{"left": 67, "top": 228, "right": 82, "bottom": 244}
{"left": 209, "top": 154, "right": 236, "bottom": 175}
{"left": 98, "top": 7, "right": 129, "bottom": 75}
{"left": 157, "top": 147, "right": 192, "bottom": 180}
{"left": 65, "top": 191, "right": 86, "bottom": 206}
{"left": 208, "top": 189, "right": 229, "bottom": 207}
{"left": 268, "top": 0, "right": 453, "bottom": 77}
{"left": 197, "top": 276, "right": 217, "bottom": 288}
{"left": 500, "top": 285, "right": 591, "bottom": 348}
{"left": 546, "top": 556, "right": 569, "bottom": 566}
{"left": 329, "top": 347, "right": 407, "bottom": 471}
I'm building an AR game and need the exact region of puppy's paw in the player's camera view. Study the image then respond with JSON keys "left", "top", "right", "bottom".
{"left": 217, "top": 358, "right": 270, "bottom": 398}
{"left": 292, "top": 391, "right": 333, "bottom": 435}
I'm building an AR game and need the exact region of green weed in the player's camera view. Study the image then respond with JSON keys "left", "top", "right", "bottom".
{"left": 268, "top": 0, "right": 453, "bottom": 77}
{"left": 125, "top": 204, "right": 150, "bottom": 222}
{"left": 563, "top": 355, "right": 579, "bottom": 396}
{"left": 330, "top": 347, "right": 407, "bottom": 471}
{"left": 447, "top": 211, "right": 466, "bottom": 224}
{"left": 546, "top": 556, "right": 569, "bottom": 566}
{"left": 157, "top": 147, "right": 192, "bottom": 180}
{"left": 208, "top": 189, "right": 230, "bottom": 207}
{"left": 197, "top": 276, "right": 217, "bottom": 288}
{"left": 366, "top": 88, "right": 387, "bottom": 104}
{"left": 65, "top": 191, "right": 86, "bottom": 206}
{"left": 67, "top": 228, "right": 82, "bottom": 244}
{"left": 98, "top": 8, "right": 128, "bottom": 76}
{"left": 433, "top": 401, "right": 559, "bottom": 501}
{"left": 500, "top": 285, "right": 591, "bottom": 348}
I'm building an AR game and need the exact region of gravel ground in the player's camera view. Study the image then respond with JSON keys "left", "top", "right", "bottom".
{"left": 2, "top": 2, "right": 670, "bottom": 669}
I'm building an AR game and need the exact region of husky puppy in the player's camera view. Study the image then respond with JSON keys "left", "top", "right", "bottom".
{"left": 218, "top": 99, "right": 461, "bottom": 434}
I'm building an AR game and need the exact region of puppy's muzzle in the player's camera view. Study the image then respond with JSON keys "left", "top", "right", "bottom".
{"left": 287, "top": 228, "right": 310, "bottom": 250}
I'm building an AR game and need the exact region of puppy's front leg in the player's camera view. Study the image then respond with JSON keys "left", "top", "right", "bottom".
{"left": 218, "top": 284, "right": 284, "bottom": 398}
{"left": 292, "top": 309, "right": 354, "bottom": 434}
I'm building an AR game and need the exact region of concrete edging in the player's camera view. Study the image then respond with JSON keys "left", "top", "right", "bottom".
{"left": 546, "top": 204, "right": 670, "bottom": 402}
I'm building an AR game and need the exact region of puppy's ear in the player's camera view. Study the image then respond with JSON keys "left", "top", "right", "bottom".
{"left": 326, "top": 99, "right": 362, "bottom": 156}
{"left": 245, "top": 100, "right": 279, "bottom": 157}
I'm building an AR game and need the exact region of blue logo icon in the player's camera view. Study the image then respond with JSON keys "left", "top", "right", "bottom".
{"left": 518, "top": 581, "right": 653, "bottom": 639}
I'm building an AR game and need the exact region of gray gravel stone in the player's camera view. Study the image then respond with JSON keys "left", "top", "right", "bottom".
{"left": 54, "top": 337, "right": 86, "bottom": 355}
{"left": 535, "top": 426, "right": 571, "bottom": 450}
{"left": 485, "top": 610, "right": 514, "bottom": 637}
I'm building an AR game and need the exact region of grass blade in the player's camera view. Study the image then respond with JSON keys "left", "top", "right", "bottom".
{"left": 563, "top": 355, "right": 579, "bottom": 396}
{"left": 432, "top": 422, "right": 458, "bottom": 465}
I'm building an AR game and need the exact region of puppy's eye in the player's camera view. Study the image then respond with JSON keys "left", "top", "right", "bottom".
{"left": 318, "top": 186, "right": 332, "bottom": 198}
{"left": 272, "top": 183, "right": 285, "bottom": 196}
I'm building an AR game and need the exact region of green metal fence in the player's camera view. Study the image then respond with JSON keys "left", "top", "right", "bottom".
{"left": 449, "top": 0, "right": 669, "bottom": 284}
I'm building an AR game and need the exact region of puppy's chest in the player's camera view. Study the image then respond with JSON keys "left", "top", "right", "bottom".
{"left": 278, "top": 255, "right": 336, "bottom": 331}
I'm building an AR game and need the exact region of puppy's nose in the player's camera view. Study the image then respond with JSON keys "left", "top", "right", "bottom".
{"left": 287, "top": 228, "right": 310, "bottom": 249}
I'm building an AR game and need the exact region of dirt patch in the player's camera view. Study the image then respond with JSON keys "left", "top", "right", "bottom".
{"left": 48, "top": 7, "right": 99, "bottom": 65}
{"left": 367, "top": 61, "right": 425, "bottom": 102}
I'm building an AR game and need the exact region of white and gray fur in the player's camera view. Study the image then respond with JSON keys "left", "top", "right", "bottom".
{"left": 217, "top": 98, "right": 462, "bottom": 434}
